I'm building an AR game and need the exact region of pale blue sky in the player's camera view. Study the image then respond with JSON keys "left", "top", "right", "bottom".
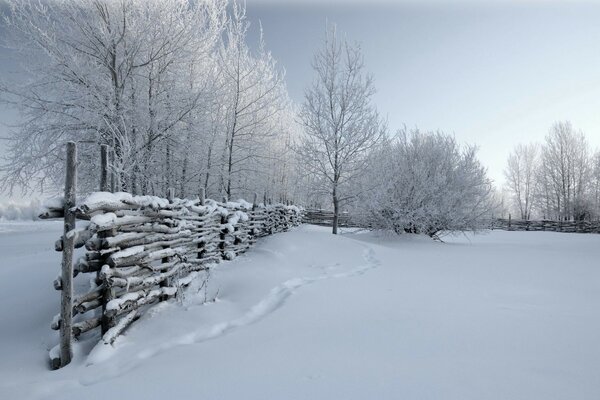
{"left": 246, "top": 0, "right": 600, "bottom": 184}
{"left": 1, "top": 0, "right": 600, "bottom": 197}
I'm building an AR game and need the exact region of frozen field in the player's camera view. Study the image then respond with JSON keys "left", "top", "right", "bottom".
{"left": 0, "top": 221, "right": 599, "bottom": 399}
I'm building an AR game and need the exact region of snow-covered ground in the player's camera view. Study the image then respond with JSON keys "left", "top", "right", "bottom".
{"left": 1, "top": 222, "right": 599, "bottom": 399}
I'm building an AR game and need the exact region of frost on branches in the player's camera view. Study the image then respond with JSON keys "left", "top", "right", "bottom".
{"left": 0, "top": 0, "right": 299, "bottom": 203}
{"left": 356, "top": 129, "right": 495, "bottom": 237}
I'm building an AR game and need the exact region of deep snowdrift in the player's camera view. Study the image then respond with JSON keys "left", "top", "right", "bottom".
{"left": 0, "top": 222, "right": 599, "bottom": 399}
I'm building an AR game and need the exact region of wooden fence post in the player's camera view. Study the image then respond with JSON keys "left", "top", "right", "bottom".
{"left": 508, "top": 213, "right": 512, "bottom": 230}
{"left": 100, "top": 144, "right": 109, "bottom": 192}
{"left": 199, "top": 188, "right": 205, "bottom": 206}
{"left": 110, "top": 148, "right": 116, "bottom": 193}
{"left": 59, "top": 141, "right": 77, "bottom": 368}
{"left": 160, "top": 188, "right": 175, "bottom": 301}
{"left": 252, "top": 192, "right": 258, "bottom": 211}
{"left": 197, "top": 188, "right": 206, "bottom": 260}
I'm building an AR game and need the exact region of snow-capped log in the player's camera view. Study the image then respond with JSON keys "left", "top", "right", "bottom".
{"left": 72, "top": 317, "right": 102, "bottom": 337}
{"left": 50, "top": 190, "right": 302, "bottom": 366}
{"left": 101, "top": 310, "right": 139, "bottom": 346}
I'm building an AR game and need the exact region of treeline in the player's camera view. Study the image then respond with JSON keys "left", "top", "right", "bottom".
{"left": 503, "top": 121, "right": 600, "bottom": 221}
{"left": 0, "top": 0, "right": 300, "bottom": 201}
{"left": 1, "top": 2, "right": 498, "bottom": 235}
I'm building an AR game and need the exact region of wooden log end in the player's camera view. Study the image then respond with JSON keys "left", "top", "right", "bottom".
{"left": 49, "top": 345, "right": 61, "bottom": 370}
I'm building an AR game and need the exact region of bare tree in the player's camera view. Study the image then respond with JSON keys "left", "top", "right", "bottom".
{"left": 590, "top": 150, "right": 600, "bottom": 220}
{"left": 535, "top": 121, "right": 590, "bottom": 220}
{"left": 298, "top": 25, "right": 385, "bottom": 234}
{"left": 504, "top": 143, "right": 538, "bottom": 220}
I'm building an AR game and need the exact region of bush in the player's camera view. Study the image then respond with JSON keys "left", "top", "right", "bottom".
{"left": 356, "top": 129, "right": 494, "bottom": 236}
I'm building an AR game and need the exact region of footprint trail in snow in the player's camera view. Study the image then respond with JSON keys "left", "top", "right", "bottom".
{"left": 80, "top": 243, "right": 381, "bottom": 386}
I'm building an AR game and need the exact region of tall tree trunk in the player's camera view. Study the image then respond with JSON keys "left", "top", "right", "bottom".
{"left": 332, "top": 183, "right": 339, "bottom": 235}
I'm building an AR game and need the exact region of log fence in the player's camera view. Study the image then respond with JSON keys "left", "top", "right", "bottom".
{"left": 305, "top": 209, "right": 600, "bottom": 234}
{"left": 43, "top": 142, "right": 302, "bottom": 369}
{"left": 492, "top": 217, "right": 600, "bottom": 233}
{"left": 302, "top": 209, "right": 359, "bottom": 228}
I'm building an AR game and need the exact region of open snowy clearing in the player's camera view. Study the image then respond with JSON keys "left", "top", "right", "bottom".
{"left": 0, "top": 222, "right": 599, "bottom": 399}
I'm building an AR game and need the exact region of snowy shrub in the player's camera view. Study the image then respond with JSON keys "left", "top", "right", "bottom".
{"left": 356, "top": 129, "right": 494, "bottom": 236}
{"left": 0, "top": 199, "right": 42, "bottom": 221}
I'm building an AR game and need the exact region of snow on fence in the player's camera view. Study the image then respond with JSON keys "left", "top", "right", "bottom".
{"left": 42, "top": 142, "right": 301, "bottom": 369}
{"left": 492, "top": 217, "right": 600, "bottom": 233}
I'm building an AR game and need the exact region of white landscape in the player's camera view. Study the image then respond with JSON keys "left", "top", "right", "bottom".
{"left": 0, "top": 221, "right": 598, "bottom": 399}
{"left": 2, "top": 0, "right": 600, "bottom": 398}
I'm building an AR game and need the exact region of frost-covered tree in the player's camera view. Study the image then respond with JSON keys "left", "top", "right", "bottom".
{"left": 0, "top": 0, "right": 227, "bottom": 194}
{"left": 0, "top": 0, "right": 298, "bottom": 201}
{"left": 297, "top": 25, "right": 385, "bottom": 234}
{"left": 504, "top": 143, "right": 538, "bottom": 220}
{"left": 587, "top": 150, "right": 600, "bottom": 220}
{"left": 216, "top": 4, "right": 290, "bottom": 199}
{"left": 356, "top": 129, "right": 494, "bottom": 237}
{"left": 534, "top": 121, "right": 591, "bottom": 220}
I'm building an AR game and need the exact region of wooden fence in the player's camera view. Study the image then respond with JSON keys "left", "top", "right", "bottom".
{"left": 302, "top": 209, "right": 360, "bottom": 228}
{"left": 304, "top": 209, "right": 600, "bottom": 235}
{"left": 492, "top": 218, "right": 600, "bottom": 233}
{"left": 43, "top": 142, "right": 302, "bottom": 369}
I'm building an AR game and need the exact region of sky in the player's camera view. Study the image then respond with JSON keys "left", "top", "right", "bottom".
{"left": 244, "top": 0, "right": 600, "bottom": 185}
{"left": 1, "top": 0, "right": 600, "bottom": 199}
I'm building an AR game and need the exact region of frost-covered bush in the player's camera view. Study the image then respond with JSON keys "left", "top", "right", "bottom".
{"left": 356, "top": 129, "right": 494, "bottom": 236}
{"left": 0, "top": 199, "right": 41, "bottom": 221}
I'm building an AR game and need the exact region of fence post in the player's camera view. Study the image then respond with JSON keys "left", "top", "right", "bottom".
{"left": 196, "top": 188, "right": 206, "bottom": 260}
{"left": 110, "top": 148, "right": 116, "bottom": 193}
{"left": 158, "top": 188, "right": 176, "bottom": 301}
{"left": 100, "top": 144, "right": 109, "bottom": 192}
{"left": 252, "top": 192, "right": 258, "bottom": 211}
{"left": 59, "top": 141, "right": 77, "bottom": 368}
{"left": 508, "top": 213, "right": 512, "bottom": 230}
{"left": 199, "top": 187, "right": 205, "bottom": 206}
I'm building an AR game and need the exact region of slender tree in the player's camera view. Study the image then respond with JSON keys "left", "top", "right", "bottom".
{"left": 504, "top": 143, "right": 538, "bottom": 220}
{"left": 298, "top": 25, "right": 384, "bottom": 234}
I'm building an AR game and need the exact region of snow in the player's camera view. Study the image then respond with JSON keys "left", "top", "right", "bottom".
{"left": 89, "top": 212, "right": 117, "bottom": 229}
{"left": 110, "top": 245, "right": 145, "bottom": 260}
{"left": 0, "top": 199, "right": 43, "bottom": 221}
{"left": 0, "top": 222, "right": 599, "bottom": 399}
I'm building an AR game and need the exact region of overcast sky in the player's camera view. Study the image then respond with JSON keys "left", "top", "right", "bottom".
{"left": 1, "top": 0, "right": 600, "bottom": 199}
{"left": 244, "top": 0, "right": 600, "bottom": 185}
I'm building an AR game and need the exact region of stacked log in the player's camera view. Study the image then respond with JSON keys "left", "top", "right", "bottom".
{"left": 48, "top": 192, "right": 302, "bottom": 367}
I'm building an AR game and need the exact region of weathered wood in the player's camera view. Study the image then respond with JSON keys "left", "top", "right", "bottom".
{"left": 101, "top": 144, "right": 109, "bottom": 192}
{"left": 74, "top": 298, "right": 102, "bottom": 314}
{"left": 59, "top": 141, "right": 77, "bottom": 368}
{"left": 199, "top": 188, "right": 205, "bottom": 206}
{"left": 73, "top": 317, "right": 102, "bottom": 337}
{"left": 105, "top": 286, "right": 178, "bottom": 317}
{"left": 73, "top": 284, "right": 105, "bottom": 306}
{"left": 102, "top": 309, "right": 139, "bottom": 345}
{"left": 50, "top": 187, "right": 302, "bottom": 363}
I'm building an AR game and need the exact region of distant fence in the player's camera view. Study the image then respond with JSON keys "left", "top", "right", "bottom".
{"left": 492, "top": 218, "right": 600, "bottom": 234}
{"left": 305, "top": 209, "right": 600, "bottom": 234}
{"left": 303, "top": 209, "right": 361, "bottom": 228}
{"left": 43, "top": 142, "right": 302, "bottom": 369}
